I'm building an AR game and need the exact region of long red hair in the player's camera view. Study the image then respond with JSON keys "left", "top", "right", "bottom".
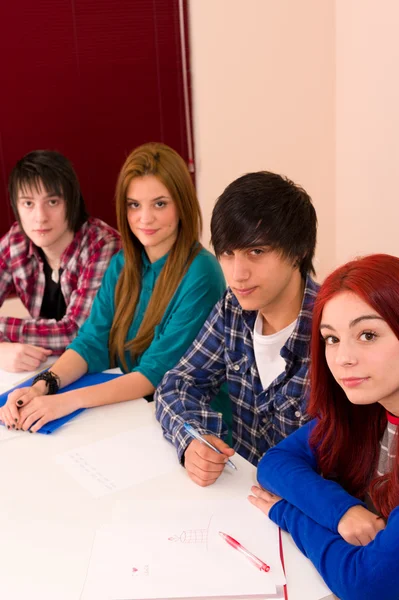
{"left": 308, "top": 254, "right": 399, "bottom": 519}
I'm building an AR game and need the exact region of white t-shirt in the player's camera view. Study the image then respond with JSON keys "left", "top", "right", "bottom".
{"left": 253, "top": 312, "right": 297, "bottom": 390}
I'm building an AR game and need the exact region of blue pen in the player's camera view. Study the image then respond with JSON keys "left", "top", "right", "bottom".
{"left": 183, "top": 422, "right": 237, "bottom": 470}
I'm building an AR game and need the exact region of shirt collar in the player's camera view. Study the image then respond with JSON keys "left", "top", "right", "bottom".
{"left": 28, "top": 238, "right": 41, "bottom": 261}
{"left": 141, "top": 249, "right": 169, "bottom": 274}
{"left": 60, "top": 221, "right": 86, "bottom": 267}
{"left": 281, "top": 274, "right": 320, "bottom": 361}
{"left": 237, "top": 273, "right": 319, "bottom": 361}
{"left": 387, "top": 411, "right": 399, "bottom": 425}
{"left": 27, "top": 220, "right": 87, "bottom": 267}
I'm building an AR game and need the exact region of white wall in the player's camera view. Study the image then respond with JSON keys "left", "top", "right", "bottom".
{"left": 335, "top": 0, "right": 399, "bottom": 265}
{"left": 189, "top": 0, "right": 336, "bottom": 279}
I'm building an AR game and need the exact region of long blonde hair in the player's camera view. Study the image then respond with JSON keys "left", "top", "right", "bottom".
{"left": 109, "top": 142, "right": 202, "bottom": 370}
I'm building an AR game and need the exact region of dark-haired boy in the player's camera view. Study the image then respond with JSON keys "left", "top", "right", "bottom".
{"left": 0, "top": 150, "right": 120, "bottom": 372}
{"left": 156, "top": 171, "right": 319, "bottom": 486}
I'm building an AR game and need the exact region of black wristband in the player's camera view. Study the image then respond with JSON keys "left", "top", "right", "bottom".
{"left": 32, "top": 370, "right": 60, "bottom": 395}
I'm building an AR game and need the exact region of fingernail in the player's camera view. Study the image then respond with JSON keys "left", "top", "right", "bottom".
{"left": 12, "top": 424, "right": 15, "bottom": 429}
{"left": 17, "top": 400, "right": 23, "bottom": 406}
{"left": 7, "top": 426, "right": 10, "bottom": 429}
{"left": 14, "top": 418, "right": 18, "bottom": 423}
{"left": 29, "top": 430, "right": 33, "bottom": 434}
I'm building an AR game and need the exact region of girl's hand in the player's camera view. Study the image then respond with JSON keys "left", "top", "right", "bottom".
{"left": 337, "top": 505, "right": 386, "bottom": 546}
{"left": 248, "top": 485, "right": 282, "bottom": 516}
{"left": 17, "top": 391, "right": 79, "bottom": 433}
{"left": 0, "top": 383, "right": 45, "bottom": 429}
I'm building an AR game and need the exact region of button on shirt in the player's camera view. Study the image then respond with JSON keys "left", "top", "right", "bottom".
{"left": 155, "top": 275, "right": 319, "bottom": 466}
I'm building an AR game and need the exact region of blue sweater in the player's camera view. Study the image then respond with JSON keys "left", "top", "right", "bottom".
{"left": 257, "top": 420, "right": 399, "bottom": 600}
{"left": 68, "top": 247, "right": 226, "bottom": 387}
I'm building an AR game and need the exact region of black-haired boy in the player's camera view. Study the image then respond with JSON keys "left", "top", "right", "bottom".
{"left": 156, "top": 171, "right": 319, "bottom": 486}
{"left": 0, "top": 150, "right": 120, "bottom": 372}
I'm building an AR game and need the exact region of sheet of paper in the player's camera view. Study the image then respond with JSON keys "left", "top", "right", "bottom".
{"left": 0, "top": 519, "right": 90, "bottom": 600}
{"left": 55, "top": 424, "right": 180, "bottom": 497}
{"left": 81, "top": 499, "right": 285, "bottom": 600}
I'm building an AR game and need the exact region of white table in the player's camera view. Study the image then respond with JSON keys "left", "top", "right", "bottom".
{"left": 0, "top": 370, "right": 334, "bottom": 600}
{"left": 0, "top": 358, "right": 56, "bottom": 396}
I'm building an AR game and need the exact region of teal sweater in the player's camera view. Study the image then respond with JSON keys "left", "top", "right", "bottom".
{"left": 68, "top": 247, "right": 226, "bottom": 387}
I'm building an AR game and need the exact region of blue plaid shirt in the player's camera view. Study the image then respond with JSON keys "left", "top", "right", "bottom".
{"left": 155, "top": 275, "right": 319, "bottom": 466}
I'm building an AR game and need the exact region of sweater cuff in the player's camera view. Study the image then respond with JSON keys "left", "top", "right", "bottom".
{"left": 269, "top": 500, "right": 289, "bottom": 532}
{"left": 332, "top": 497, "right": 366, "bottom": 533}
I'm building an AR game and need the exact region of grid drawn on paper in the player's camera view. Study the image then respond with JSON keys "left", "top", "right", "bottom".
{"left": 168, "top": 516, "right": 213, "bottom": 551}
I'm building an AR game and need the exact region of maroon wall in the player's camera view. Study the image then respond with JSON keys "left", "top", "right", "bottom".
{"left": 0, "top": 0, "right": 192, "bottom": 236}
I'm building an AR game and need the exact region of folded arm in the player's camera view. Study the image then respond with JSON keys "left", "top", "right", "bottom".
{"left": 257, "top": 421, "right": 364, "bottom": 532}
{"left": 270, "top": 500, "right": 399, "bottom": 600}
{"left": 0, "top": 236, "right": 120, "bottom": 353}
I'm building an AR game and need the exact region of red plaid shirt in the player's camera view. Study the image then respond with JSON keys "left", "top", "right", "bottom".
{"left": 0, "top": 217, "right": 120, "bottom": 353}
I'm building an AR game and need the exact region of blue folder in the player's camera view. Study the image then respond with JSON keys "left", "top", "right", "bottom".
{"left": 0, "top": 372, "right": 122, "bottom": 434}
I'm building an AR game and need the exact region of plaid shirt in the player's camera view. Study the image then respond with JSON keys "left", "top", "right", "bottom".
{"left": 0, "top": 217, "right": 120, "bottom": 353}
{"left": 155, "top": 275, "right": 319, "bottom": 466}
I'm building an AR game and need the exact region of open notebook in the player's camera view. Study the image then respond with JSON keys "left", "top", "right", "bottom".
{"left": 81, "top": 498, "right": 287, "bottom": 600}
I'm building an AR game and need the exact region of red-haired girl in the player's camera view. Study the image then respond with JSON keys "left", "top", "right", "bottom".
{"left": 250, "top": 254, "right": 399, "bottom": 600}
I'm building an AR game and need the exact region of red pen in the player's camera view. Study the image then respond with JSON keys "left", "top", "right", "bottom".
{"left": 219, "top": 531, "right": 270, "bottom": 572}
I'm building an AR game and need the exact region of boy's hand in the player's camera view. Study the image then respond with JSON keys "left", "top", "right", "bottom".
{"left": 184, "top": 435, "right": 235, "bottom": 487}
{"left": 0, "top": 342, "right": 51, "bottom": 372}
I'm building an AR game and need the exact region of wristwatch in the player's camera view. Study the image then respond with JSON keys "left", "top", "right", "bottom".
{"left": 32, "top": 370, "right": 61, "bottom": 395}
